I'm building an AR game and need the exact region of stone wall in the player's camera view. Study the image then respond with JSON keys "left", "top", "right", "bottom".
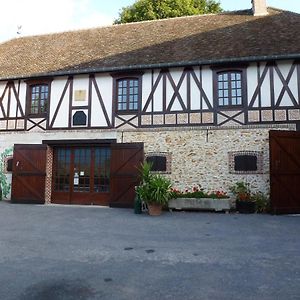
{"left": 119, "top": 124, "right": 295, "bottom": 195}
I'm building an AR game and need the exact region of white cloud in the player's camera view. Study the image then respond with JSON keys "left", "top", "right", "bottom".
{"left": 0, "top": 0, "right": 114, "bottom": 43}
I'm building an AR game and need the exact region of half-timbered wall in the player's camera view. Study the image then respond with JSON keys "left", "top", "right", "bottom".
{"left": 0, "top": 60, "right": 299, "bottom": 132}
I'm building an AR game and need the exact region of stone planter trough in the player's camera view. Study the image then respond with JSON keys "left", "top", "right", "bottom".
{"left": 168, "top": 197, "right": 235, "bottom": 212}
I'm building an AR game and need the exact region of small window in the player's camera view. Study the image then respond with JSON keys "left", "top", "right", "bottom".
{"left": 215, "top": 70, "right": 245, "bottom": 107}
{"left": 73, "top": 111, "right": 87, "bottom": 126}
{"left": 229, "top": 151, "right": 263, "bottom": 174}
{"left": 146, "top": 156, "right": 167, "bottom": 172}
{"left": 30, "top": 84, "right": 49, "bottom": 114}
{"left": 26, "top": 79, "right": 52, "bottom": 116}
{"left": 234, "top": 155, "right": 257, "bottom": 172}
{"left": 145, "top": 152, "right": 171, "bottom": 174}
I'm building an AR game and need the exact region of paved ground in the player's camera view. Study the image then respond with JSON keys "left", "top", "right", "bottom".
{"left": 0, "top": 202, "right": 299, "bottom": 300}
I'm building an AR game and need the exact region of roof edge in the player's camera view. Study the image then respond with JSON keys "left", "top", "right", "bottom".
{"left": 1, "top": 53, "right": 300, "bottom": 81}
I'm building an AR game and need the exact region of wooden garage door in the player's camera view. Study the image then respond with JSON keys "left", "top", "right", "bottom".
{"left": 11, "top": 144, "right": 47, "bottom": 204}
{"left": 110, "top": 143, "right": 144, "bottom": 208}
{"left": 270, "top": 130, "right": 300, "bottom": 214}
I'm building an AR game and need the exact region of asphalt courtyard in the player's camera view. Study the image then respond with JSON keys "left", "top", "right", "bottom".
{"left": 0, "top": 201, "right": 299, "bottom": 300}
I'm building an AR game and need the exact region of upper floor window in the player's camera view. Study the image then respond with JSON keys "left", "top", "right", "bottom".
{"left": 217, "top": 71, "right": 243, "bottom": 107}
{"left": 112, "top": 72, "right": 143, "bottom": 114}
{"left": 117, "top": 78, "right": 139, "bottom": 111}
{"left": 26, "top": 78, "right": 52, "bottom": 116}
{"left": 212, "top": 66, "right": 247, "bottom": 109}
{"left": 30, "top": 84, "right": 49, "bottom": 114}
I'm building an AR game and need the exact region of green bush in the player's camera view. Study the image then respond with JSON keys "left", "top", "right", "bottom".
{"left": 251, "top": 192, "right": 270, "bottom": 213}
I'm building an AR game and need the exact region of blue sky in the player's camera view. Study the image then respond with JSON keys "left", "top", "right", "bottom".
{"left": 0, "top": 0, "right": 299, "bottom": 43}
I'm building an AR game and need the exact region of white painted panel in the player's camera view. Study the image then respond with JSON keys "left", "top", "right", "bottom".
{"left": 260, "top": 69, "right": 271, "bottom": 107}
{"left": 2, "top": 87, "right": 9, "bottom": 117}
{"left": 92, "top": 74, "right": 113, "bottom": 127}
{"left": 273, "top": 71, "right": 283, "bottom": 105}
{"left": 277, "top": 60, "right": 293, "bottom": 79}
{"left": 18, "top": 81, "right": 27, "bottom": 117}
{"left": 145, "top": 70, "right": 160, "bottom": 112}
{"left": 288, "top": 70, "right": 298, "bottom": 104}
{"left": 9, "top": 89, "right": 17, "bottom": 118}
{"left": 201, "top": 67, "right": 213, "bottom": 107}
{"left": 142, "top": 71, "right": 152, "bottom": 109}
{"left": 247, "top": 63, "right": 258, "bottom": 107}
{"left": 50, "top": 77, "right": 69, "bottom": 128}
{"left": 0, "top": 82, "right": 7, "bottom": 118}
{"left": 166, "top": 69, "right": 185, "bottom": 111}
{"left": 178, "top": 73, "right": 187, "bottom": 110}
{"left": 274, "top": 61, "right": 297, "bottom": 107}
{"left": 153, "top": 77, "right": 163, "bottom": 112}
{"left": 190, "top": 77, "right": 201, "bottom": 110}
{"left": 72, "top": 76, "right": 89, "bottom": 107}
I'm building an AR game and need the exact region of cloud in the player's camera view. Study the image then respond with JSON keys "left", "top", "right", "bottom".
{"left": 0, "top": 0, "right": 114, "bottom": 43}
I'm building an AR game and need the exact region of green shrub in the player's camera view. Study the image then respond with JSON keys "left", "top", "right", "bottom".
{"left": 251, "top": 192, "right": 270, "bottom": 213}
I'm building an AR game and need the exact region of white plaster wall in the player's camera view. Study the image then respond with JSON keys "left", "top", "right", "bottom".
{"left": 92, "top": 74, "right": 113, "bottom": 127}
{"left": 201, "top": 66, "right": 213, "bottom": 107}
{"left": 153, "top": 70, "right": 163, "bottom": 112}
{"left": 18, "top": 81, "right": 27, "bottom": 117}
{"left": 247, "top": 63, "right": 258, "bottom": 107}
{"left": 141, "top": 71, "right": 152, "bottom": 109}
{"left": 167, "top": 68, "right": 186, "bottom": 111}
{"left": 50, "top": 77, "right": 70, "bottom": 128}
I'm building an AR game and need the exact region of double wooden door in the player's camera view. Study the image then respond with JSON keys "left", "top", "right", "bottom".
{"left": 11, "top": 142, "right": 144, "bottom": 207}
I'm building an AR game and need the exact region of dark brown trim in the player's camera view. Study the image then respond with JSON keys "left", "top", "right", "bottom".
{"left": 42, "top": 139, "right": 116, "bottom": 146}
{"left": 68, "top": 76, "right": 74, "bottom": 128}
{"left": 71, "top": 105, "right": 89, "bottom": 110}
{"left": 7, "top": 83, "right": 11, "bottom": 119}
{"left": 88, "top": 75, "right": 92, "bottom": 128}
{"left": 27, "top": 118, "right": 47, "bottom": 131}
{"left": 257, "top": 62, "right": 262, "bottom": 122}
{"left": 269, "top": 65, "right": 275, "bottom": 121}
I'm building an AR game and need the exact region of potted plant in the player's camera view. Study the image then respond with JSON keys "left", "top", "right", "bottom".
{"left": 229, "top": 181, "right": 255, "bottom": 213}
{"left": 136, "top": 162, "right": 172, "bottom": 216}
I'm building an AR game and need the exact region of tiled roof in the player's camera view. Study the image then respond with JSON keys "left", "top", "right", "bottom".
{"left": 0, "top": 7, "right": 299, "bottom": 80}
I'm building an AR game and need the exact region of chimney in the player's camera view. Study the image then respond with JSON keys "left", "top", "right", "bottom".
{"left": 252, "top": 0, "right": 268, "bottom": 16}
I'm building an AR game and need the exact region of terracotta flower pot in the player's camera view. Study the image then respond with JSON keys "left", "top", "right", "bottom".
{"left": 147, "top": 203, "right": 163, "bottom": 216}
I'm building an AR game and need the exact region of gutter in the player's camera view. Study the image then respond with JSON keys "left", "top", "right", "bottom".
{"left": 1, "top": 53, "right": 300, "bottom": 81}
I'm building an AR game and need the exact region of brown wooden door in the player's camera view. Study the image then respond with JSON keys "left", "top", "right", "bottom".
{"left": 11, "top": 144, "right": 47, "bottom": 204}
{"left": 110, "top": 143, "right": 144, "bottom": 208}
{"left": 270, "top": 130, "right": 300, "bottom": 214}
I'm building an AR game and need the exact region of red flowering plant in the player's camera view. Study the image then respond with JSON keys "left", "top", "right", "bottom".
{"left": 208, "top": 190, "right": 229, "bottom": 199}
{"left": 170, "top": 186, "right": 229, "bottom": 199}
{"left": 229, "top": 181, "right": 252, "bottom": 202}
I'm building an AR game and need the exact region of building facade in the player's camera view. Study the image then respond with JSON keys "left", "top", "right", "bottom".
{"left": 0, "top": 1, "right": 299, "bottom": 206}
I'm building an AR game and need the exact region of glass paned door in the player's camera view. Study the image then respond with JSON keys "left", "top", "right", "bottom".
{"left": 53, "top": 146, "right": 111, "bottom": 204}
{"left": 73, "top": 148, "right": 91, "bottom": 192}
